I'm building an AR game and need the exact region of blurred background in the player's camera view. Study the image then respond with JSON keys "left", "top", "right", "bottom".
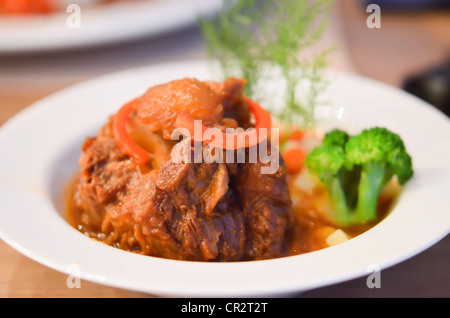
{"left": 0, "top": 0, "right": 448, "bottom": 297}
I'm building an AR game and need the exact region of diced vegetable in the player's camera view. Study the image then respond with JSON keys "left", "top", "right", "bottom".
{"left": 293, "top": 168, "right": 318, "bottom": 193}
{"left": 326, "top": 229, "right": 350, "bottom": 246}
{"left": 283, "top": 146, "right": 306, "bottom": 174}
{"left": 289, "top": 130, "right": 306, "bottom": 142}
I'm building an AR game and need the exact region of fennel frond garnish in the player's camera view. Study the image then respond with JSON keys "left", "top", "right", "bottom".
{"left": 200, "top": 0, "right": 333, "bottom": 135}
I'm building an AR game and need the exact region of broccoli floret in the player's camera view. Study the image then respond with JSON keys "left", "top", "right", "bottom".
{"left": 305, "top": 127, "right": 413, "bottom": 226}
{"left": 322, "top": 129, "right": 350, "bottom": 148}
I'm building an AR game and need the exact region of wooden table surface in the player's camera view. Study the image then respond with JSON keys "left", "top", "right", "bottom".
{"left": 0, "top": 1, "right": 449, "bottom": 298}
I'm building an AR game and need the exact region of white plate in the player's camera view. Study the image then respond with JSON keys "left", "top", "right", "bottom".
{"left": 0, "top": 0, "right": 221, "bottom": 53}
{"left": 0, "top": 60, "right": 449, "bottom": 297}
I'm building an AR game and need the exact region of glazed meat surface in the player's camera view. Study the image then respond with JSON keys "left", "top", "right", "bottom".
{"left": 136, "top": 77, "right": 250, "bottom": 139}
{"left": 71, "top": 78, "right": 293, "bottom": 261}
{"left": 233, "top": 148, "right": 293, "bottom": 259}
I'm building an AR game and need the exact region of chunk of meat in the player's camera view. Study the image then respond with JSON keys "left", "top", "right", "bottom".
{"left": 232, "top": 147, "right": 293, "bottom": 259}
{"left": 131, "top": 159, "right": 247, "bottom": 261}
{"left": 74, "top": 140, "right": 247, "bottom": 260}
{"left": 70, "top": 77, "right": 294, "bottom": 262}
{"left": 73, "top": 136, "right": 292, "bottom": 261}
{"left": 73, "top": 136, "right": 143, "bottom": 247}
{"left": 136, "top": 78, "right": 224, "bottom": 139}
{"left": 206, "top": 77, "right": 252, "bottom": 128}
{"left": 136, "top": 77, "right": 252, "bottom": 139}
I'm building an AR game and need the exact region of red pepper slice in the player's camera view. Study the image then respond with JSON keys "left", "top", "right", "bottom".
{"left": 175, "top": 97, "right": 272, "bottom": 150}
{"left": 112, "top": 98, "right": 151, "bottom": 165}
{"left": 113, "top": 96, "right": 271, "bottom": 163}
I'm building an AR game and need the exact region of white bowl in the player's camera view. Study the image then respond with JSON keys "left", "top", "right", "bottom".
{"left": 0, "top": 60, "right": 449, "bottom": 297}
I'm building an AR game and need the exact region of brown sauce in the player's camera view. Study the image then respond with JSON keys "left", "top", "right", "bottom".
{"left": 64, "top": 169, "right": 399, "bottom": 260}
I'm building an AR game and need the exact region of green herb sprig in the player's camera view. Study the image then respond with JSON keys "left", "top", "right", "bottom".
{"left": 200, "top": 0, "right": 333, "bottom": 136}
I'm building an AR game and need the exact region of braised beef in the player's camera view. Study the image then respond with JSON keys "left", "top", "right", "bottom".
{"left": 232, "top": 148, "right": 293, "bottom": 259}
{"left": 70, "top": 77, "right": 294, "bottom": 262}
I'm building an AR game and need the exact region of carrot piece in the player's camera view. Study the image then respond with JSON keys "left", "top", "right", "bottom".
{"left": 283, "top": 146, "right": 306, "bottom": 174}
{"left": 289, "top": 130, "right": 306, "bottom": 142}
